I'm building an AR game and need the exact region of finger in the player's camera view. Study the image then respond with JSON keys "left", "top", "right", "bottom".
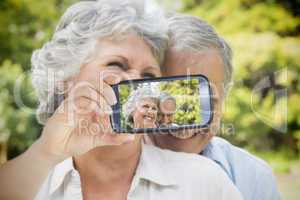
{"left": 78, "top": 60, "right": 126, "bottom": 104}
{"left": 98, "top": 81, "right": 117, "bottom": 106}
{"left": 91, "top": 111, "right": 135, "bottom": 145}
{"left": 76, "top": 72, "right": 117, "bottom": 105}
{"left": 82, "top": 79, "right": 117, "bottom": 106}
{"left": 93, "top": 110, "right": 113, "bottom": 133}
{"left": 100, "top": 68, "right": 125, "bottom": 85}
{"left": 85, "top": 56, "right": 126, "bottom": 85}
{"left": 75, "top": 108, "right": 110, "bottom": 138}
{"left": 67, "top": 84, "right": 113, "bottom": 115}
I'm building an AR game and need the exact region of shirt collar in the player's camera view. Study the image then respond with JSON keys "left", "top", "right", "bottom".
{"left": 134, "top": 142, "right": 178, "bottom": 187}
{"left": 201, "top": 137, "right": 233, "bottom": 180}
{"left": 49, "top": 143, "right": 177, "bottom": 195}
{"left": 49, "top": 157, "right": 76, "bottom": 194}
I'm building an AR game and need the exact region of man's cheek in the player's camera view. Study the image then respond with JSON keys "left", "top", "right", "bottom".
{"left": 158, "top": 116, "right": 163, "bottom": 123}
{"left": 209, "top": 115, "right": 221, "bottom": 135}
{"left": 209, "top": 106, "right": 222, "bottom": 135}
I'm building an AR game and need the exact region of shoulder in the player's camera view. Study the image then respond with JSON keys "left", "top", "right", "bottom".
{"left": 211, "top": 137, "right": 273, "bottom": 173}
{"left": 209, "top": 137, "right": 280, "bottom": 199}
{"left": 146, "top": 143, "right": 221, "bottom": 170}
{"left": 144, "top": 144, "right": 242, "bottom": 199}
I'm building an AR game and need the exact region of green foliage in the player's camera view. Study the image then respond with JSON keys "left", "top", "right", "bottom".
{"left": 181, "top": 0, "right": 300, "bottom": 156}
{"left": 118, "top": 79, "right": 202, "bottom": 127}
{"left": 0, "top": 60, "right": 41, "bottom": 157}
{"left": 248, "top": 145, "right": 300, "bottom": 174}
{"left": 0, "top": 0, "right": 76, "bottom": 157}
{"left": 159, "top": 79, "right": 201, "bottom": 124}
{"left": 186, "top": 1, "right": 300, "bottom": 36}
{"left": 119, "top": 84, "right": 131, "bottom": 128}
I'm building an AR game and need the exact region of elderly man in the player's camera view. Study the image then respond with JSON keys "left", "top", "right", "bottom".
{"left": 150, "top": 13, "right": 281, "bottom": 200}
{"left": 158, "top": 92, "right": 177, "bottom": 126}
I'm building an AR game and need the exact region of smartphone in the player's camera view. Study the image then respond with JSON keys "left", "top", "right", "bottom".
{"left": 110, "top": 75, "right": 213, "bottom": 133}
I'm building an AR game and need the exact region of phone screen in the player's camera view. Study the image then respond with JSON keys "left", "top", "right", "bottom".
{"left": 111, "top": 75, "right": 212, "bottom": 133}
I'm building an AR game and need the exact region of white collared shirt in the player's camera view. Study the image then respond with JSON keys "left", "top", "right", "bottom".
{"left": 35, "top": 144, "right": 243, "bottom": 200}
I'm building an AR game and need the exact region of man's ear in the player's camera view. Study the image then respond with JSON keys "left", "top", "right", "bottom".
{"left": 221, "top": 81, "right": 234, "bottom": 112}
{"left": 220, "top": 97, "right": 226, "bottom": 114}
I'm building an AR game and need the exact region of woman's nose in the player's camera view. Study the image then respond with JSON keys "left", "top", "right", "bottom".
{"left": 149, "top": 108, "right": 156, "bottom": 114}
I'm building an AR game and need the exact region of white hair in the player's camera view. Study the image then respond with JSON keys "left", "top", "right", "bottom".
{"left": 166, "top": 13, "right": 233, "bottom": 96}
{"left": 123, "top": 86, "right": 159, "bottom": 126}
{"left": 31, "top": 0, "right": 168, "bottom": 124}
{"left": 159, "top": 92, "right": 176, "bottom": 105}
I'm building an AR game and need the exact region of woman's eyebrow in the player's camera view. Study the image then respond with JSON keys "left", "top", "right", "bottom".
{"left": 112, "top": 54, "right": 160, "bottom": 75}
{"left": 113, "top": 55, "right": 129, "bottom": 63}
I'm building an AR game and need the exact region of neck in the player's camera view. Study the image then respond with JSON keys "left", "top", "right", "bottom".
{"left": 151, "top": 133, "right": 212, "bottom": 154}
{"left": 74, "top": 138, "right": 141, "bottom": 190}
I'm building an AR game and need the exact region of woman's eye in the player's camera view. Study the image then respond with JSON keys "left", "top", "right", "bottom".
{"left": 142, "top": 73, "right": 156, "bottom": 79}
{"left": 107, "top": 62, "right": 127, "bottom": 70}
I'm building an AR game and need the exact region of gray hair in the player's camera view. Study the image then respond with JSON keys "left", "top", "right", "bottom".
{"left": 166, "top": 13, "right": 233, "bottom": 96}
{"left": 123, "top": 86, "right": 159, "bottom": 127}
{"left": 31, "top": 0, "right": 168, "bottom": 124}
{"left": 159, "top": 92, "right": 176, "bottom": 105}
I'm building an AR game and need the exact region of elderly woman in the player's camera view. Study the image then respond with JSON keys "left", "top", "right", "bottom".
{"left": 123, "top": 87, "right": 159, "bottom": 129}
{"left": 0, "top": 1, "right": 243, "bottom": 200}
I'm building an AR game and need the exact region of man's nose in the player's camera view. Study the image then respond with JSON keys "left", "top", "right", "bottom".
{"left": 162, "top": 115, "right": 167, "bottom": 122}
{"left": 148, "top": 108, "right": 155, "bottom": 114}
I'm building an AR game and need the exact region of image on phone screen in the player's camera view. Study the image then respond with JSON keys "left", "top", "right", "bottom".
{"left": 111, "top": 75, "right": 212, "bottom": 133}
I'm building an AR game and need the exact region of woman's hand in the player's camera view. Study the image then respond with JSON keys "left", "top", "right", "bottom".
{"left": 34, "top": 62, "right": 135, "bottom": 164}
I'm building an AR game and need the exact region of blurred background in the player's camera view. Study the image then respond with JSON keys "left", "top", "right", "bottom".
{"left": 0, "top": 0, "right": 299, "bottom": 199}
